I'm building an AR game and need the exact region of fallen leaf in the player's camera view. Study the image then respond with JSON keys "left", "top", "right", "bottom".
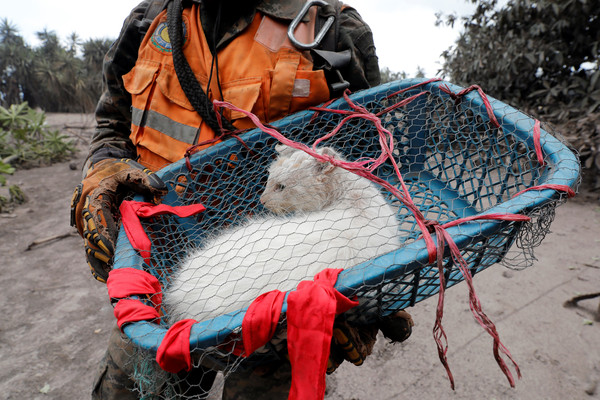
{"left": 94, "top": 329, "right": 102, "bottom": 334}
{"left": 583, "top": 319, "right": 594, "bottom": 326}
{"left": 39, "top": 383, "right": 50, "bottom": 394}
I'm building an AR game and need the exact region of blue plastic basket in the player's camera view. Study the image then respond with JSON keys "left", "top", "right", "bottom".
{"left": 112, "top": 78, "right": 579, "bottom": 366}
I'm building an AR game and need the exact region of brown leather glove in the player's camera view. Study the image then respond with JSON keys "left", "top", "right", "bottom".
{"left": 378, "top": 310, "right": 414, "bottom": 343}
{"left": 70, "top": 158, "right": 167, "bottom": 282}
{"left": 327, "top": 320, "right": 378, "bottom": 374}
{"left": 327, "top": 310, "right": 414, "bottom": 374}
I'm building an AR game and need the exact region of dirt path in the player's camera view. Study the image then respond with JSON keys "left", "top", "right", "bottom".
{"left": 0, "top": 114, "right": 598, "bottom": 399}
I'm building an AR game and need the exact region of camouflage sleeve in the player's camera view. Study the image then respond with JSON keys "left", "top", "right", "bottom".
{"left": 337, "top": 6, "right": 381, "bottom": 90}
{"left": 87, "top": 1, "right": 154, "bottom": 165}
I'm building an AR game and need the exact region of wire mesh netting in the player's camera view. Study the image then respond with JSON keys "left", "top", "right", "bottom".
{"left": 111, "top": 78, "right": 580, "bottom": 398}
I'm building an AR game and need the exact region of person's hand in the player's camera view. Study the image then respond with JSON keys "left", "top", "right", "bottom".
{"left": 327, "top": 320, "right": 378, "bottom": 374}
{"left": 71, "top": 158, "right": 167, "bottom": 282}
{"left": 327, "top": 310, "right": 414, "bottom": 374}
{"left": 377, "top": 310, "right": 414, "bottom": 342}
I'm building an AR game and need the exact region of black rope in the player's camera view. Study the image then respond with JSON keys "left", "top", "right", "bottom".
{"left": 166, "top": 0, "right": 236, "bottom": 134}
{"left": 206, "top": 0, "right": 226, "bottom": 104}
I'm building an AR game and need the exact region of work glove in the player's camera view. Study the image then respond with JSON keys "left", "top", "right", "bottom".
{"left": 377, "top": 310, "right": 414, "bottom": 342}
{"left": 327, "top": 310, "right": 414, "bottom": 374}
{"left": 70, "top": 158, "right": 167, "bottom": 282}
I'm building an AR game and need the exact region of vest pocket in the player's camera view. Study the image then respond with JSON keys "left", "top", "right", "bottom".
{"left": 125, "top": 61, "right": 203, "bottom": 167}
{"left": 122, "top": 60, "right": 161, "bottom": 95}
{"left": 156, "top": 64, "right": 199, "bottom": 111}
{"left": 155, "top": 65, "right": 263, "bottom": 129}
{"left": 267, "top": 53, "right": 330, "bottom": 121}
{"left": 220, "top": 77, "right": 263, "bottom": 126}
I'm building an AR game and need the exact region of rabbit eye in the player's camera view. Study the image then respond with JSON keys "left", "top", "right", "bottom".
{"left": 275, "top": 183, "right": 286, "bottom": 191}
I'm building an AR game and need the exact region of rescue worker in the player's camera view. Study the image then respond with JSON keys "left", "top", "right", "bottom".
{"left": 71, "top": 0, "right": 413, "bottom": 398}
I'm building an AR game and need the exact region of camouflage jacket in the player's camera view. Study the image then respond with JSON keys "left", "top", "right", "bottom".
{"left": 87, "top": 0, "right": 380, "bottom": 165}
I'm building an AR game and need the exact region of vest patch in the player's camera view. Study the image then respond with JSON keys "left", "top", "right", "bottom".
{"left": 151, "top": 19, "right": 188, "bottom": 53}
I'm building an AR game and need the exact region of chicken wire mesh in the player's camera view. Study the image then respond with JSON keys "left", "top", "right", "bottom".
{"left": 110, "top": 78, "right": 580, "bottom": 398}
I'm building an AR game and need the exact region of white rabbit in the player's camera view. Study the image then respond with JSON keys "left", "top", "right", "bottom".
{"left": 164, "top": 146, "right": 400, "bottom": 323}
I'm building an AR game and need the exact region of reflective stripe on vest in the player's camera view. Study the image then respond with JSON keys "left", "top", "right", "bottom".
{"left": 131, "top": 106, "right": 199, "bottom": 144}
{"left": 124, "top": 3, "right": 330, "bottom": 171}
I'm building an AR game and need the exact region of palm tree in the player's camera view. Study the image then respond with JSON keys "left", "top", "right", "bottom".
{"left": 0, "top": 19, "right": 33, "bottom": 107}
{"left": 1, "top": 21, "right": 115, "bottom": 112}
{"left": 82, "top": 38, "right": 112, "bottom": 102}
{"left": 66, "top": 32, "right": 82, "bottom": 57}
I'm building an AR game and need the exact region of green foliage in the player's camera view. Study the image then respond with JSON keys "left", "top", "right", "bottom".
{"left": 0, "top": 102, "right": 75, "bottom": 211}
{"left": 0, "top": 102, "right": 75, "bottom": 167}
{"left": 439, "top": 0, "right": 600, "bottom": 187}
{"left": 439, "top": 0, "right": 600, "bottom": 116}
{"left": 8, "top": 184, "right": 26, "bottom": 204}
{"left": 380, "top": 66, "right": 426, "bottom": 84}
{"left": 0, "top": 182, "right": 26, "bottom": 213}
{"left": 381, "top": 68, "right": 407, "bottom": 84}
{"left": 0, "top": 159, "right": 15, "bottom": 185}
{"left": 0, "top": 157, "right": 16, "bottom": 212}
{"left": 0, "top": 18, "right": 112, "bottom": 112}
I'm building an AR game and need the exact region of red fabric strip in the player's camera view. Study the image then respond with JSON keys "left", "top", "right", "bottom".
{"left": 113, "top": 299, "right": 160, "bottom": 329}
{"left": 238, "top": 269, "right": 357, "bottom": 400}
{"left": 133, "top": 202, "right": 207, "bottom": 218}
{"left": 107, "top": 268, "right": 164, "bottom": 329}
{"left": 119, "top": 201, "right": 152, "bottom": 259}
{"left": 156, "top": 319, "right": 197, "bottom": 373}
{"left": 107, "top": 267, "right": 163, "bottom": 306}
{"left": 119, "top": 200, "right": 206, "bottom": 261}
{"left": 286, "top": 269, "right": 358, "bottom": 400}
{"left": 242, "top": 290, "right": 287, "bottom": 356}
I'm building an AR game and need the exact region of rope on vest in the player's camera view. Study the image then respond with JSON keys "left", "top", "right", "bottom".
{"left": 166, "top": 0, "right": 236, "bottom": 135}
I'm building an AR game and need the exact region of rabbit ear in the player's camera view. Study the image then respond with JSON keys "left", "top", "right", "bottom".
{"left": 315, "top": 147, "right": 340, "bottom": 175}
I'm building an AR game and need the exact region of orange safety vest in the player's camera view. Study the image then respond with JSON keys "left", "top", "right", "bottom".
{"left": 123, "top": 3, "right": 331, "bottom": 171}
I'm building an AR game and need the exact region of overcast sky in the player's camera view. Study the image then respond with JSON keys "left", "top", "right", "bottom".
{"left": 2, "top": 0, "right": 501, "bottom": 77}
